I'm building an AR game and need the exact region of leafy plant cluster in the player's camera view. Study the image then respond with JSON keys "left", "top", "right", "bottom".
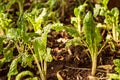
{"left": 0, "top": 0, "right": 120, "bottom": 80}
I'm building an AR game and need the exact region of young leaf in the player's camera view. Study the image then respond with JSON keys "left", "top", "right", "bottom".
{"left": 83, "top": 11, "right": 101, "bottom": 47}
{"left": 83, "top": 11, "right": 96, "bottom": 46}
{"left": 102, "top": 0, "right": 109, "bottom": 8}
{"left": 52, "top": 23, "right": 64, "bottom": 32}
{"left": 83, "top": 11, "right": 102, "bottom": 76}
{"left": 114, "top": 59, "right": 120, "bottom": 74}
{"left": 65, "top": 38, "right": 81, "bottom": 48}
{"left": 6, "top": 28, "right": 19, "bottom": 40}
{"left": 4, "top": 49, "right": 13, "bottom": 62}
{"left": 111, "top": 7, "right": 119, "bottom": 17}
{"left": 74, "top": 8, "right": 80, "bottom": 17}
{"left": 64, "top": 27, "right": 80, "bottom": 37}
{"left": 74, "top": 3, "right": 87, "bottom": 17}
{"left": 33, "top": 24, "right": 52, "bottom": 60}
{"left": 44, "top": 48, "right": 53, "bottom": 62}
{"left": 21, "top": 53, "right": 34, "bottom": 68}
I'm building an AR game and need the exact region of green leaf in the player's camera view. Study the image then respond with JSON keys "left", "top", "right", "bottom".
{"left": 111, "top": 7, "right": 119, "bottom": 17}
{"left": 71, "top": 17, "right": 77, "bottom": 25}
{"left": 33, "top": 24, "right": 52, "bottom": 61}
{"left": 7, "top": 57, "right": 20, "bottom": 78}
{"left": 47, "top": 0, "right": 58, "bottom": 10}
{"left": 74, "top": 3, "right": 87, "bottom": 17}
{"left": 114, "top": 59, "right": 120, "bottom": 68}
{"left": 6, "top": 0, "right": 16, "bottom": 10}
{"left": 102, "top": 0, "right": 109, "bottom": 8}
{"left": 64, "top": 27, "right": 80, "bottom": 37}
{"left": 65, "top": 38, "right": 81, "bottom": 48}
{"left": 52, "top": 23, "right": 64, "bottom": 32}
{"left": 21, "top": 53, "right": 34, "bottom": 68}
{"left": 83, "top": 12, "right": 96, "bottom": 45}
{"left": 115, "top": 67, "right": 120, "bottom": 75}
{"left": 18, "top": 13, "right": 27, "bottom": 38}
{"left": 4, "top": 49, "right": 13, "bottom": 62}
{"left": 6, "top": 28, "right": 19, "bottom": 40}
{"left": 116, "top": 24, "right": 120, "bottom": 34}
{"left": 83, "top": 11, "right": 101, "bottom": 52}
{"left": 15, "top": 71, "right": 33, "bottom": 80}
{"left": 44, "top": 48, "right": 53, "bottom": 62}
{"left": 78, "top": 3, "right": 87, "bottom": 13}
{"left": 74, "top": 8, "right": 80, "bottom": 17}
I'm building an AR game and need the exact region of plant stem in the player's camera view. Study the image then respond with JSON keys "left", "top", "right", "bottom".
{"left": 91, "top": 55, "right": 97, "bottom": 76}
{"left": 33, "top": 54, "right": 45, "bottom": 80}
{"left": 44, "top": 61, "right": 47, "bottom": 80}
{"left": 78, "top": 15, "right": 81, "bottom": 33}
{"left": 113, "top": 23, "right": 115, "bottom": 41}
{"left": 29, "top": 45, "right": 45, "bottom": 80}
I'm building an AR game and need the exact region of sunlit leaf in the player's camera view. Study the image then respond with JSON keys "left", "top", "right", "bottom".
{"left": 6, "top": 28, "right": 19, "bottom": 40}
{"left": 33, "top": 24, "right": 52, "bottom": 61}
{"left": 114, "top": 59, "right": 120, "bottom": 69}
{"left": 44, "top": 48, "right": 53, "bottom": 62}
{"left": 102, "top": 0, "right": 109, "bottom": 8}
{"left": 21, "top": 53, "right": 34, "bottom": 68}
{"left": 52, "top": 23, "right": 64, "bottom": 32}
{"left": 111, "top": 7, "right": 119, "bottom": 17}
{"left": 74, "top": 8, "right": 80, "bottom": 17}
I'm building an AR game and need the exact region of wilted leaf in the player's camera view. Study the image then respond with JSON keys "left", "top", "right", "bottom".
{"left": 15, "top": 71, "right": 33, "bottom": 80}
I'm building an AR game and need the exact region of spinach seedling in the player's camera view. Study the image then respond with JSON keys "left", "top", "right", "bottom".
{"left": 83, "top": 11, "right": 103, "bottom": 76}
{"left": 108, "top": 59, "right": 120, "bottom": 80}
{"left": 71, "top": 3, "right": 87, "bottom": 33}
{"left": 32, "top": 24, "right": 53, "bottom": 80}
{"left": 94, "top": 0, "right": 119, "bottom": 41}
